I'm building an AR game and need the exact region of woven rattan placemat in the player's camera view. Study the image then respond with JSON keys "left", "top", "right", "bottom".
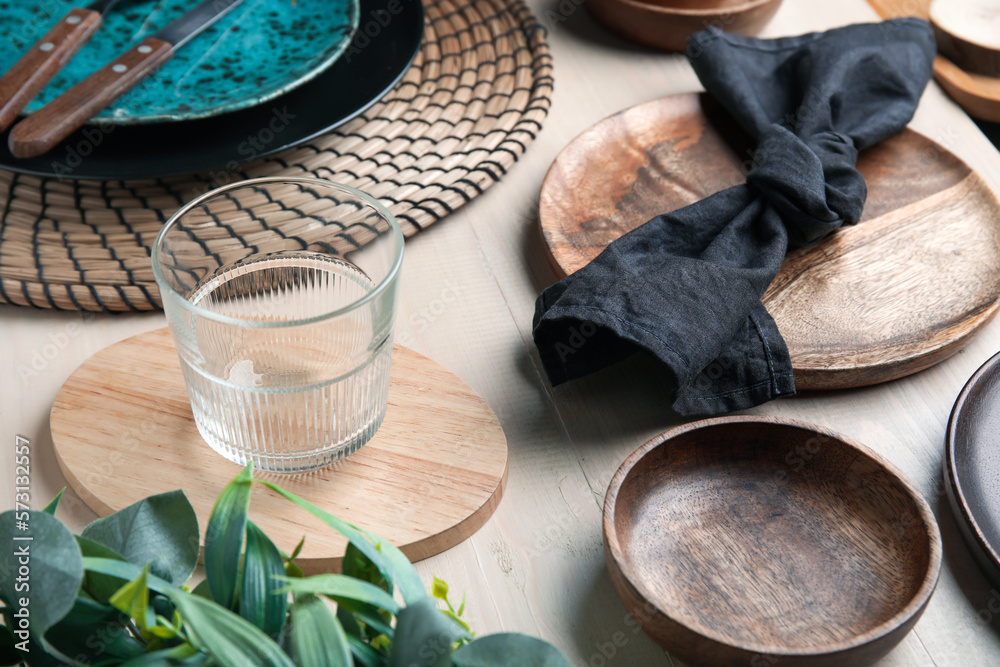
{"left": 0, "top": 0, "right": 553, "bottom": 311}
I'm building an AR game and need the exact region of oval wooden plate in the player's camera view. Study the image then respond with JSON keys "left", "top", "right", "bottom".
{"left": 539, "top": 94, "right": 1000, "bottom": 390}
{"left": 867, "top": 0, "right": 1000, "bottom": 122}
{"left": 946, "top": 351, "right": 1000, "bottom": 586}
{"left": 604, "top": 416, "right": 942, "bottom": 667}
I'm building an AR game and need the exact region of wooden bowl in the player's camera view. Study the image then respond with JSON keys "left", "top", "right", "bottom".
{"left": 604, "top": 416, "right": 941, "bottom": 667}
{"left": 586, "top": 0, "right": 783, "bottom": 52}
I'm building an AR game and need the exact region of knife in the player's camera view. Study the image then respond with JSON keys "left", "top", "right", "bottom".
{"left": 8, "top": 0, "right": 245, "bottom": 159}
{"left": 0, "top": 0, "right": 125, "bottom": 132}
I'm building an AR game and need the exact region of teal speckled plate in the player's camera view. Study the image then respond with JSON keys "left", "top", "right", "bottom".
{"left": 0, "top": 0, "right": 360, "bottom": 124}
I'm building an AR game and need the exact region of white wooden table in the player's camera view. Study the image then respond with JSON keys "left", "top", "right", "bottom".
{"left": 4, "top": 0, "right": 1000, "bottom": 664}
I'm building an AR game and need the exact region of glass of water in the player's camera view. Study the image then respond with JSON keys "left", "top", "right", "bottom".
{"left": 152, "top": 177, "right": 404, "bottom": 473}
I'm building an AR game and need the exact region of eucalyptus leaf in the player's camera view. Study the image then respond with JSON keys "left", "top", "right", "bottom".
{"left": 239, "top": 520, "right": 288, "bottom": 639}
{"left": 276, "top": 574, "right": 400, "bottom": 613}
{"left": 76, "top": 536, "right": 128, "bottom": 604}
{"left": 204, "top": 466, "right": 253, "bottom": 609}
{"left": 81, "top": 489, "right": 199, "bottom": 585}
{"left": 388, "top": 597, "right": 467, "bottom": 667}
{"left": 0, "top": 510, "right": 83, "bottom": 644}
{"left": 162, "top": 588, "right": 294, "bottom": 667}
{"left": 451, "top": 633, "right": 573, "bottom": 667}
{"left": 256, "top": 479, "right": 425, "bottom": 604}
{"left": 289, "top": 594, "right": 352, "bottom": 667}
{"left": 42, "top": 488, "right": 65, "bottom": 515}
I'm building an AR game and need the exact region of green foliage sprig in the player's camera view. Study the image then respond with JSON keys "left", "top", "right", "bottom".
{"left": 0, "top": 466, "right": 570, "bottom": 667}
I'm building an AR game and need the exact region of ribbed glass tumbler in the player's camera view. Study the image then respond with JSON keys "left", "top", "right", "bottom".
{"left": 152, "top": 178, "right": 404, "bottom": 473}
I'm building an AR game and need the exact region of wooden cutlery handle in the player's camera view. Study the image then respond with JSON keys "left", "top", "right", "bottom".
{"left": 8, "top": 37, "right": 173, "bottom": 159}
{"left": 0, "top": 8, "right": 103, "bottom": 132}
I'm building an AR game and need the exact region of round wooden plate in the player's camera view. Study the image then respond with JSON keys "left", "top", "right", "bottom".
{"left": 946, "top": 351, "right": 1000, "bottom": 586}
{"left": 539, "top": 94, "right": 1000, "bottom": 390}
{"left": 51, "top": 328, "right": 508, "bottom": 574}
{"left": 604, "top": 416, "right": 942, "bottom": 667}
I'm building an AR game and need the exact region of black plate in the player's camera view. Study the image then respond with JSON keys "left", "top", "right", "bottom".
{"left": 0, "top": 0, "right": 423, "bottom": 180}
{"left": 946, "top": 350, "right": 1000, "bottom": 587}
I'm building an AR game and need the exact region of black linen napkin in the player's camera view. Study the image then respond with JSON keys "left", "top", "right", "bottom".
{"left": 532, "top": 19, "right": 936, "bottom": 416}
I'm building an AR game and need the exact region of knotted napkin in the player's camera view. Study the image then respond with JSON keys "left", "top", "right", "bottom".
{"left": 532, "top": 19, "right": 936, "bottom": 415}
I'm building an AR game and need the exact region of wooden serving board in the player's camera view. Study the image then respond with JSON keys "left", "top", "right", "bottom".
{"left": 51, "top": 328, "right": 508, "bottom": 574}
{"left": 867, "top": 0, "right": 1000, "bottom": 122}
{"left": 539, "top": 94, "right": 1000, "bottom": 390}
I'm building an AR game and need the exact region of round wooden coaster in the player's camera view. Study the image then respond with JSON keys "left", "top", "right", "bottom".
{"left": 539, "top": 93, "right": 1000, "bottom": 390}
{"left": 869, "top": 0, "right": 1000, "bottom": 122}
{"left": 51, "top": 328, "right": 508, "bottom": 574}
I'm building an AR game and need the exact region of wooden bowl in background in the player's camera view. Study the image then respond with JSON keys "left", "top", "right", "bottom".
{"left": 603, "top": 416, "right": 941, "bottom": 667}
{"left": 586, "top": 0, "right": 783, "bottom": 52}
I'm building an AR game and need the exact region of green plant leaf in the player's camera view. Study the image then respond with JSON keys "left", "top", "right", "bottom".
{"left": 76, "top": 536, "right": 129, "bottom": 604}
{"left": 42, "top": 489, "right": 65, "bottom": 516}
{"left": 451, "top": 633, "right": 572, "bottom": 667}
{"left": 387, "top": 597, "right": 467, "bottom": 667}
{"left": 56, "top": 595, "right": 118, "bottom": 627}
{"left": 162, "top": 586, "right": 294, "bottom": 667}
{"left": 0, "top": 510, "right": 83, "bottom": 645}
{"left": 191, "top": 579, "right": 213, "bottom": 600}
{"left": 345, "top": 634, "right": 383, "bottom": 667}
{"left": 239, "top": 521, "right": 288, "bottom": 640}
{"left": 119, "top": 643, "right": 207, "bottom": 666}
{"left": 81, "top": 557, "right": 177, "bottom": 597}
{"left": 276, "top": 574, "right": 400, "bottom": 613}
{"left": 342, "top": 542, "right": 392, "bottom": 597}
{"left": 289, "top": 594, "right": 352, "bottom": 667}
{"left": 335, "top": 598, "right": 394, "bottom": 638}
{"left": 43, "top": 606, "right": 146, "bottom": 664}
{"left": 0, "top": 623, "right": 20, "bottom": 666}
{"left": 288, "top": 536, "right": 306, "bottom": 562}
{"left": 256, "top": 479, "right": 424, "bottom": 604}
{"left": 431, "top": 577, "right": 448, "bottom": 601}
{"left": 336, "top": 605, "right": 363, "bottom": 638}
{"left": 204, "top": 465, "right": 253, "bottom": 609}
{"left": 109, "top": 564, "right": 153, "bottom": 630}
{"left": 81, "top": 489, "right": 199, "bottom": 586}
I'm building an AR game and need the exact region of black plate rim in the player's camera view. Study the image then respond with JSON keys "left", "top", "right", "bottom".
{"left": 0, "top": 0, "right": 424, "bottom": 180}
{"left": 946, "top": 350, "right": 1000, "bottom": 582}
